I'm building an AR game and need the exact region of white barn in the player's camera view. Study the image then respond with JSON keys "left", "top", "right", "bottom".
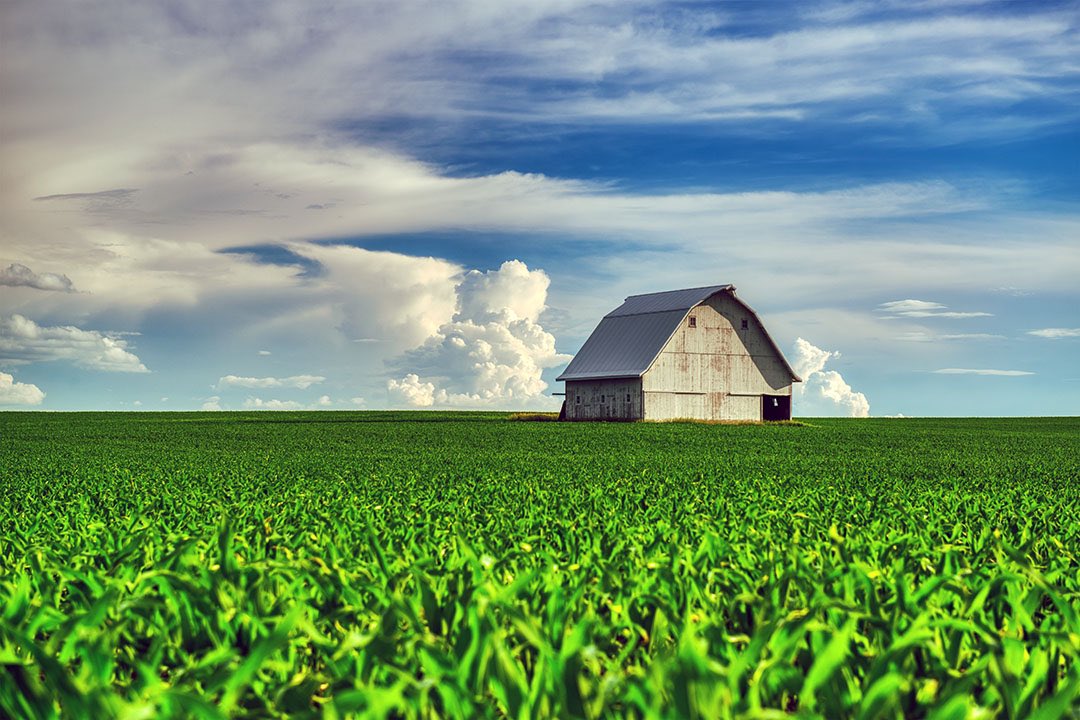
{"left": 557, "top": 285, "right": 800, "bottom": 421}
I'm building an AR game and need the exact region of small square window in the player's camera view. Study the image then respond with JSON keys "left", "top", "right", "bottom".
{"left": 741, "top": 318, "right": 749, "bottom": 330}
{"left": 688, "top": 316, "right": 696, "bottom": 328}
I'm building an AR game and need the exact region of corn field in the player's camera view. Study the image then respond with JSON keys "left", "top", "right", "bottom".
{"left": 1, "top": 412, "right": 1078, "bottom": 718}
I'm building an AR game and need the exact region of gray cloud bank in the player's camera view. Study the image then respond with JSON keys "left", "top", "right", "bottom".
{"left": 0, "top": 263, "right": 75, "bottom": 292}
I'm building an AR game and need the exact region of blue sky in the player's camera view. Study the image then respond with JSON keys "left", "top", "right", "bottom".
{"left": 1, "top": 0, "right": 1078, "bottom": 415}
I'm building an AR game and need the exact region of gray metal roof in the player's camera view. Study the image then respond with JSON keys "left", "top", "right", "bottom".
{"left": 557, "top": 284, "right": 800, "bottom": 383}
{"left": 555, "top": 310, "right": 686, "bottom": 381}
{"left": 606, "top": 284, "right": 734, "bottom": 317}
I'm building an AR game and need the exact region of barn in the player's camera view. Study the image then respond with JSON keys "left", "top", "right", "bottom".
{"left": 556, "top": 285, "right": 800, "bottom": 422}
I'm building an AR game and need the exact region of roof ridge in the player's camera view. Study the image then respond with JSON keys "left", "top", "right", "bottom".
{"left": 623, "top": 283, "right": 733, "bottom": 300}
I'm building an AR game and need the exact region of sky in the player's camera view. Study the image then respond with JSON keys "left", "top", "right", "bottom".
{"left": 1, "top": 0, "right": 1078, "bottom": 417}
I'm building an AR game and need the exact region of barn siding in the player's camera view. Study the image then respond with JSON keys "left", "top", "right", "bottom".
{"left": 641, "top": 293, "right": 792, "bottom": 422}
{"left": 564, "top": 379, "right": 643, "bottom": 420}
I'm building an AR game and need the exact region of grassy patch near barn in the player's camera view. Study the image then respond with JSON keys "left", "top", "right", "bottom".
{"left": 1, "top": 412, "right": 1079, "bottom": 717}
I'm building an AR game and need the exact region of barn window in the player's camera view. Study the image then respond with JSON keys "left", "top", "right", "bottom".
{"left": 741, "top": 318, "right": 749, "bottom": 330}
{"left": 601, "top": 395, "right": 605, "bottom": 403}
{"left": 626, "top": 393, "right": 631, "bottom": 403}
{"left": 576, "top": 394, "right": 581, "bottom": 404}
{"left": 688, "top": 316, "right": 696, "bottom": 328}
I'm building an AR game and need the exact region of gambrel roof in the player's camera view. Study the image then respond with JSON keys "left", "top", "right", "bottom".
{"left": 556, "top": 285, "right": 800, "bottom": 382}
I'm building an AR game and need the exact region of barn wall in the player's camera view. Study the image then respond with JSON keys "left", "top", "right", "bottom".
{"left": 642, "top": 293, "right": 792, "bottom": 421}
{"left": 564, "top": 379, "right": 643, "bottom": 420}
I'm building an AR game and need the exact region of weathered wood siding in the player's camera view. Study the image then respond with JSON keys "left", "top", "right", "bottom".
{"left": 641, "top": 294, "right": 792, "bottom": 421}
{"left": 564, "top": 379, "right": 643, "bottom": 420}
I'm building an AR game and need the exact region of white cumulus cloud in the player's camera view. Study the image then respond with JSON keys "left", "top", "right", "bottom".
{"left": 388, "top": 260, "right": 571, "bottom": 409}
{"left": 0, "top": 263, "right": 76, "bottom": 292}
{"left": 217, "top": 374, "right": 325, "bottom": 390}
{"left": 387, "top": 373, "right": 437, "bottom": 407}
{"left": 0, "top": 314, "right": 148, "bottom": 372}
{"left": 791, "top": 337, "right": 870, "bottom": 417}
{"left": 242, "top": 397, "right": 304, "bottom": 410}
{"left": 201, "top": 396, "right": 222, "bottom": 411}
{"left": 0, "top": 371, "right": 45, "bottom": 406}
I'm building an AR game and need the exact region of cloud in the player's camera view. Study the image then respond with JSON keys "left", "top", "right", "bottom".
{"left": 201, "top": 396, "right": 223, "bottom": 411}
{"left": 242, "top": 397, "right": 304, "bottom": 410}
{"left": 34, "top": 188, "right": 138, "bottom": 202}
{"left": 217, "top": 374, "right": 325, "bottom": 390}
{"left": 933, "top": 368, "right": 1034, "bottom": 376}
{"left": 1027, "top": 328, "right": 1080, "bottom": 340}
{"left": 316, "top": 395, "right": 332, "bottom": 406}
{"left": 0, "top": 314, "right": 148, "bottom": 372}
{"left": 289, "top": 243, "right": 461, "bottom": 350}
{"left": 387, "top": 374, "right": 437, "bottom": 407}
{"left": 791, "top": 337, "right": 870, "bottom": 417}
{"left": 3, "top": 2, "right": 1077, "bottom": 145}
{"left": 0, "top": 263, "right": 76, "bottom": 292}
{"left": 0, "top": 371, "right": 45, "bottom": 406}
{"left": 878, "top": 299, "right": 992, "bottom": 319}
{"left": 388, "top": 260, "right": 571, "bottom": 408}
{"left": 896, "top": 331, "right": 1005, "bottom": 342}
{"left": 258, "top": 349, "right": 272, "bottom": 355}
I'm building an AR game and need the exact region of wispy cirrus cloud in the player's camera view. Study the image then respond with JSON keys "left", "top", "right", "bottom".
{"left": 33, "top": 188, "right": 138, "bottom": 203}
{"left": 1027, "top": 328, "right": 1080, "bottom": 340}
{"left": 878, "top": 299, "right": 992, "bottom": 319}
{"left": 932, "top": 368, "right": 1034, "bottom": 376}
{"left": 897, "top": 331, "right": 1004, "bottom": 342}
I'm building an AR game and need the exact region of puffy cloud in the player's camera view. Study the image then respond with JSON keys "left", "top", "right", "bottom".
{"left": 933, "top": 368, "right": 1034, "bottom": 376}
{"left": 1027, "top": 328, "right": 1080, "bottom": 340}
{"left": 0, "top": 371, "right": 45, "bottom": 406}
{"left": 878, "top": 299, "right": 992, "bottom": 319}
{"left": 201, "top": 396, "right": 222, "bottom": 411}
{"left": 791, "top": 337, "right": 870, "bottom": 417}
{"left": 218, "top": 374, "right": 325, "bottom": 390}
{"left": 0, "top": 314, "right": 148, "bottom": 373}
{"left": 387, "top": 261, "right": 570, "bottom": 408}
{"left": 0, "top": 263, "right": 76, "bottom": 292}
{"left": 456, "top": 260, "right": 551, "bottom": 324}
{"left": 387, "top": 374, "right": 436, "bottom": 407}
{"left": 316, "top": 395, "right": 332, "bottom": 406}
{"left": 289, "top": 243, "right": 460, "bottom": 350}
{"left": 242, "top": 397, "right": 304, "bottom": 410}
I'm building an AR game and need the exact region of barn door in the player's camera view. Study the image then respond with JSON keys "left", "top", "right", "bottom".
{"left": 762, "top": 395, "right": 790, "bottom": 421}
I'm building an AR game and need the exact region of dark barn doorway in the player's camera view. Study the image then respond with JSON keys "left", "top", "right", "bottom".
{"left": 762, "top": 395, "right": 791, "bottom": 421}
